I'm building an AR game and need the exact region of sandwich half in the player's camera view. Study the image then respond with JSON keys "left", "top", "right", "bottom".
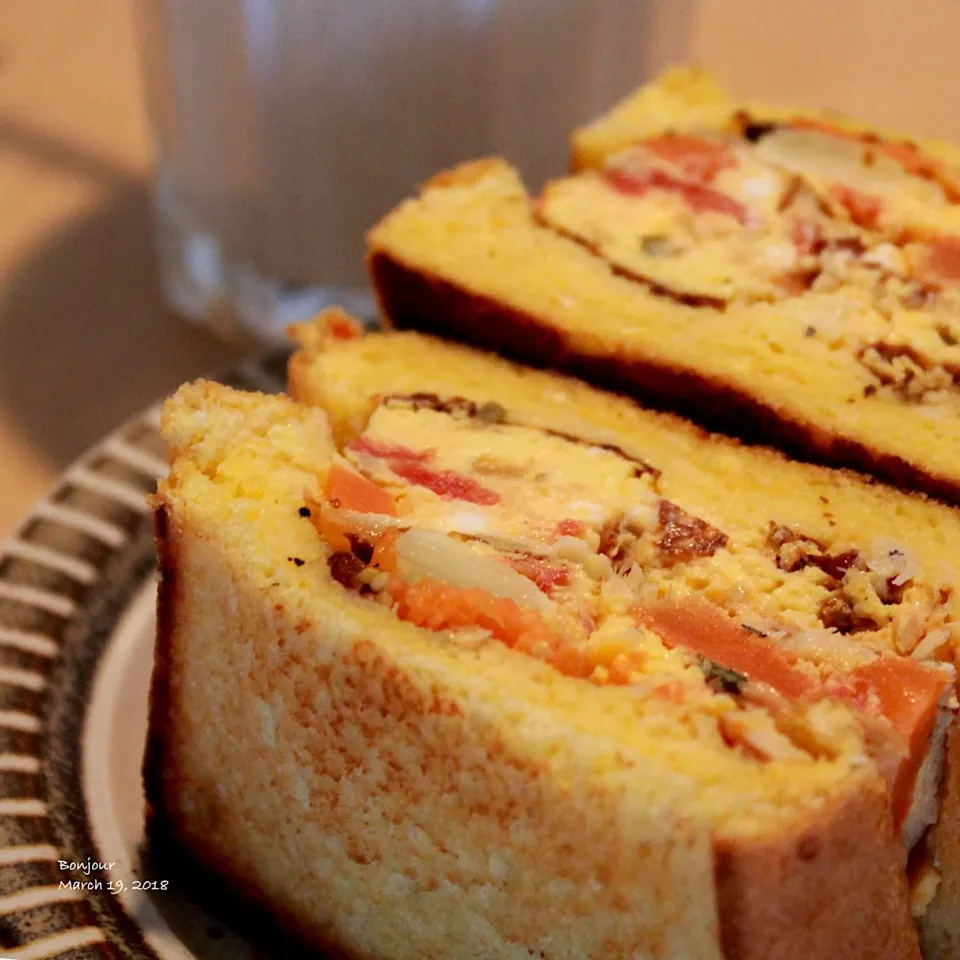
{"left": 294, "top": 312, "right": 960, "bottom": 956}
{"left": 146, "top": 312, "right": 960, "bottom": 959}
{"left": 150, "top": 381, "right": 727, "bottom": 960}
{"left": 365, "top": 72, "right": 960, "bottom": 506}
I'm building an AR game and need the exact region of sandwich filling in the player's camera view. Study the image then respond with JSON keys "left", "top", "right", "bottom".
{"left": 543, "top": 122, "right": 960, "bottom": 296}
{"left": 538, "top": 125, "right": 960, "bottom": 414}
{"left": 305, "top": 392, "right": 958, "bottom": 855}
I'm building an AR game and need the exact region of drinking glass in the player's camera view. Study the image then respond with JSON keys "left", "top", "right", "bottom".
{"left": 134, "top": 0, "right": 690, "bottom": 345}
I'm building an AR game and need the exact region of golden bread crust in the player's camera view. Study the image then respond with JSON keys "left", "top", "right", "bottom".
{"left": 423, "top": 157, "right": 507, "bottom": 191}
{"left": 149, "top": 513, "right": 724, "bottom": 959}
{"left": 147, "top": 501, "right": 368, "bottom": 959}
{"left": 143, "top": 499, "right": 174, "bottom": 825}
{"left": 287, "top": 315, "right": 381, "bottom": 447}
{"left": 571, "top": 65, "right": 733, "bottom": 171}
{"left": 714, "top": 785, "right": 916, "bottom": 960}
{"left": 288, "top": 316, "right": 936, "bottom": 512}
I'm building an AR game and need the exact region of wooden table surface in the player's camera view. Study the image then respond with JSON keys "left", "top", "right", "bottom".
{"left": 3, "top": 0, "right": 960, "bottom": 537}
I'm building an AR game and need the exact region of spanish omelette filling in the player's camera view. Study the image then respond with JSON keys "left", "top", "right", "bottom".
{"left": 306, "top": 393, "right": 958, "bottom": 853}
{"left": 536, "top": 123, "right": 960, "bottom": 412}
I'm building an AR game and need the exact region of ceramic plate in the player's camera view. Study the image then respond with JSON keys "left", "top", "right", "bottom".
{"left": 0, "top": 354, "right": 305, "bottom": 959}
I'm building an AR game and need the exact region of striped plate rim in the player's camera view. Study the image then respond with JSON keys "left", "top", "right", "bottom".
{"left": 0, "top": 352, "right": 288, "bottom": 958}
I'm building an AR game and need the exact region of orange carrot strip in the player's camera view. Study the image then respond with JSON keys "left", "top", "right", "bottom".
{"left": 324, "top": 463, "right": 398, "bottom": 516}
{"left": 850, "top": 657, "right": 952, "bottom": 827}
{"left": 310, "top": 510, "right": 351, "bottom": 554}
{"left": 370, "top": 528, "right": 399, "bottom": 573}
{"left": 389, "top": 577, "right": 559, "bottom": 655}
{"left": 634, "top": 598, "right": 817, "bottom": 699}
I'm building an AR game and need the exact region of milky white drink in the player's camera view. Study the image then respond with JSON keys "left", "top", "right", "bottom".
{"left": 134, "top": 0, "right": 690, "bottom": 342}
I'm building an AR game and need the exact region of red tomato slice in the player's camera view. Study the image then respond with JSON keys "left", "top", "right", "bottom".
{"left": 349, "top": 435, "right": 498, "bottom": 505}
{"left": 602, "top": 167, "right": 749, "bottom": 224}
{"left": 633, "top": 598, "right": 817, "bottom": 699}
{"left": 849, "top": 657, "right": 952, "bottom": 827}
{"left": 828, "top": 183, "right": 883, "bottom": 230}
{"left": 639, "top": 133, "right": 737, "bottom": 183}
{"left": 554, "top": 518, "right": 586, "bottom": 539}
{"left": 506, "top": 555, "right": 571, "bottom": 593}
{"left": 324, "top": 463, "right": 398, "bottom": 516}
{"left": 389, "top": 460, "right": 500, "bottom": 506}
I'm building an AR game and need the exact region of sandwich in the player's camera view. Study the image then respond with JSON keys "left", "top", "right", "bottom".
{"left": 571, "top": 65, "right": 960, "bottom": 242}
{"left": 364, "top": 69, "right": 960, "bottom": 506}
{"left": 147, "top": 312, "right": 960, "bottom": 958}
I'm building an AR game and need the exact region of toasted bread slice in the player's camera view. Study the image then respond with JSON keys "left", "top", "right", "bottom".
{"left": 365, "top": 155, "right": 960, "bottom": 509}
{"left": 151, "top": 383, "right": 728, "bottom": 959}
{"left": 151, "top": 375, "right": 922, "bottom": 959}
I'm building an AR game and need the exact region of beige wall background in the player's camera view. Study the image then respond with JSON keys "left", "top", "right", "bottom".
{"left": 678, "top": 0, "right": 960, "bottom": 139}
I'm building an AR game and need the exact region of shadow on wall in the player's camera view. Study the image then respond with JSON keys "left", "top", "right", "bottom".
{"left": 0, "top": 121, "right": 237, "bottom": 470}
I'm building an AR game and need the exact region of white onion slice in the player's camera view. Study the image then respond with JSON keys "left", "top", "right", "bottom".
{"left": 902, "top": 687, "right": 955, "bottom": 852}
{"left": 911, "top": 628, "right": 952, "bottom": 662}
{"left": 754, "top": 128, "right": 909, "bottom": 191}
{"left": 459, "top": 531, "right": 553, "bottom": 557}
{"left": 776, "top": 626, "right": 878, "bottom": 672}
{"left": 454, "top": 530, "right": 610, "bottom": 580}
{"left": 393, "top": 528, "right": 556, "bottom": 616}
